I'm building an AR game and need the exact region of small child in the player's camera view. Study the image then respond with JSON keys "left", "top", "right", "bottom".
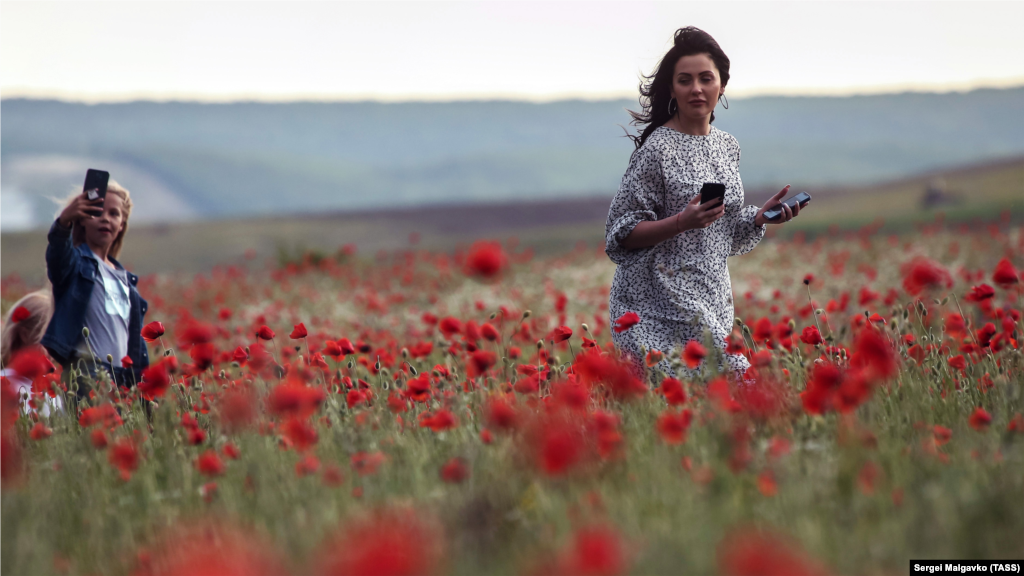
{"left": 41, "top": 180, "right": 151, "bottom": 393}
{"left": 1, "top": 290, "right": 63, "bottom": 415}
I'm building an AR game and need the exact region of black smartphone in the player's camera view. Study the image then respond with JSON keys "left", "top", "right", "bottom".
{"left": 84, "top": 169, "right": 109, "bottom": 201}
{"left": 764, "top": 191, "right": 812, "bottom": 221}
{"left": 700, "top": 182, "right": 726, "bottom": 206}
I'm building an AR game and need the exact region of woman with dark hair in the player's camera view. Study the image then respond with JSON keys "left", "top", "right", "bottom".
{"left": 606, "top": 26, "right": 801, "bottom": 381}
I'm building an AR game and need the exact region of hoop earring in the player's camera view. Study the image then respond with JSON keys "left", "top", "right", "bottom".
{"left": 719, "top": 94, "right": 729, "bottom": 109}
{"left": 668, "top": 97, "right": 678, "bottom": 116}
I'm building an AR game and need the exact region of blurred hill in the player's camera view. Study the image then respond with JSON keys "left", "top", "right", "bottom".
{"left": 2, "top": 155, "right": 1021, "bottom": 281}
{"left": 2, "top": 87, "right": 1023, "bottom": 230}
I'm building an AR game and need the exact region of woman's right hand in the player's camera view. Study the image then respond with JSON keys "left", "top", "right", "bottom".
{"left": 58, "top": 193, "right": 103, "bottom": 228}
{"left": 675, "top": 193, "right": 725, "bottom": 233}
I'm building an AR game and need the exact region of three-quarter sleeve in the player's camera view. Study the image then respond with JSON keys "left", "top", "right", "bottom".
{"left": 604, "top": 145, "right": 665, "bottom": 265}
{"left": 730, "top": 204, "right": 766, "bottom": 256}
{"left": 726, "top": 137, "right": 766, "bottom": 256}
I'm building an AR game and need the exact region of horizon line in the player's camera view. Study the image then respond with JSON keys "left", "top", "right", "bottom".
{"left": 3, "top": 78, "right": 1023, "bottom": 105}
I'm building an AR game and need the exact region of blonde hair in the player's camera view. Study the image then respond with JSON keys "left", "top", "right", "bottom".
{"left": 57, "top": 180, "right": 133, "bottom": 260}
{"left": 1, "top": 290, "right": 54, "bottom": 367}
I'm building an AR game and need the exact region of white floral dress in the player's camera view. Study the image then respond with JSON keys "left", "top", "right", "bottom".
{"left": 605, "top": 125, "right": 766, "bottom": 379}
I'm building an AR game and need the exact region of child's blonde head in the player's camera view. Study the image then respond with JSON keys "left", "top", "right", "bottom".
{"left": 1, "top": 290, "right": 54, "bottom": 367}
{"left": 57, "top": 180, "right": 133, "bottom": 260}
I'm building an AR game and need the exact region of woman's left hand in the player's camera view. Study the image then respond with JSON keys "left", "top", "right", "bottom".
{"left": 754, "top": 185, "right": 800, "bottom": 227}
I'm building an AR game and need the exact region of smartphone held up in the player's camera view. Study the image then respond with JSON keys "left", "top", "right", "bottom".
{"left": 83, "top": 169, "right": 109, "bottom": 217}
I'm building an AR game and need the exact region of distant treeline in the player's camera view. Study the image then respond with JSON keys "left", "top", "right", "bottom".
{"left": 2, "top": 87, "right": 1023, "bottom": 220}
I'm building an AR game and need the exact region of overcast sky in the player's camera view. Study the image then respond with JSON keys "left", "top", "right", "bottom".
{"left": 2, "top": 1, "right": 1023, "bottom": 102}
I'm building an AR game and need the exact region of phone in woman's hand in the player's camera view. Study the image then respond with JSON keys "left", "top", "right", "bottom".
{"left": 764, "top": 191, "right": 811, "bottom": 220}
{"left": 700, "top": 182, "right": 726, "bottom": 205}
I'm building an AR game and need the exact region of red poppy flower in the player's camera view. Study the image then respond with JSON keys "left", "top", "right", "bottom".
{"left": 612, "top": 311, "right": 640, "bottom": 333}
{"left": 419, "top": 408, "right": 458, "bottom": 432}
{"left": 322, "top": 340, "right": 344, "bottom": 358}
{"left": 682, "top": 341, "right": 707, "bottom": 369}
{"left": 965, "top": 284, "right": 995, "bottom": 302}
{"left": 641, "top": 350, "right": 664, "bottom": 369}
{"left": 79, "top": 404, "right": 122, "bottom": 429}
{"left": 132, "top": 519, "right": 286, "bottom": 576}
{"left": 267, "top": 382, "right": 325, "bottom": 419}
{"left": 29, "top": 422, "right": 52, "bottom": 440}
{"left": 992, "top": 258, "right": 1020, "bottom": 288}
{"left": 178, "top": 322, "right": 214, "bottom": 347}
{"left": 948, "top": 355, "right": 967, "bottom": 371}
{"left": 108, "top": 437, "right": 139, "bottom": 481}
{"left": 901, "top": 257, "right": 953, "bottom": 295}
{"left": 337, "top": 338, "right": 357, "bottom": 355}
{"left": 295, "top": 454, "right": 321, "bottom": 477}
{"left": 753, "top": 318, "right": 773, "bottom": 343}
{"left": 283, "top": 418, "right": 319, "bottom": 452}
{"left": 717, "top": 527, "right": 828, "bottom": 576}
{"left": 9, "top": 347, "right": 52, "bottom": 381}
{"left": 656, "top": 409, "right": 693, "bottom": 445}
{"left": 513, "top": 375, "right": 540, "bottom": 394}
{"left": 851, "top": 327, "right": 897, "bottom": 380}
{"left": 189, "top": 342, "right": 217, "bottom": 371}
{"left": 538, "top": 421, "right": 583, "bottom": 476}
{"left": 968, "top": 407, "right": 992, "bottom": 431}
{"left": 440, "top": 457, "right": 469, "bottom": 483}
{"left": 659, "top": 377, "right": 687, "bottom": 406}
{"left": 90, "top": 429, "right": 108, "bottom": 449}
{"left": 196, "top": 449, "right": 225, "bottom": 476}
{"left": 552, "top": 525, "right": 628, "bottom": 576}
{"left": 467, "top": 350, "right": 497, "bottom": 378}
{"left": 758, "top": 470, "right": 778, "bottom": 497}
{"left": 141, "top": 321, "right": 165, "bottom": 342}
{"left": 139, "top": 360, "right": 172, "bottom": 400}
{"left": 933, "top": 425, "right": 952, "bottom": 446}
{"left": 485, "top": 396, "right": 519, "bottom": 430}
{"left": 403, "top": 374, "right": 432, "bottom": 402}
{"left": 438, "top": 317, "right": 462, "bottom": 339}
{"left": 10, "top": 306, "right": 31, "bottom": 323}
{"left": 256, "top": 325, "right": 276, "bottom": 340}
{"left": 551, "top": 326, "right": 573, "bottom": 343}
{"left": 799, "top": 326, "right": 823, "bottom": 346}
{"left": 222, "top": 442, "right": 241, "bottom": 459}
{"left": 346, "top": 389, "right": 369, "bottom": 409}
{"left": 480, "top": 322, "right": 500, "bottom": 342}
{"left": 975, "top": 323, "right": 997, "bottom": 348}
{"left": 289, "top": 323, "right": 308, "bottom": 339}
{"left": 464, "top": 240, "right": 508, "bottom": 279}
{"left": 314, "top": 508, "right": 442, "bottom": 576}
{"left": 573, "top": 349, "right": 647, "bottom": 402}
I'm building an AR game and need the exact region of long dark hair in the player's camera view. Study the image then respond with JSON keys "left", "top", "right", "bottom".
{"left": 628, "top": 27, "right": 731, "bottom": 150}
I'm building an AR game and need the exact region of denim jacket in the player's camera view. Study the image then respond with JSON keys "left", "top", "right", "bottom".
{"left": 41, "top": 219, "right": 150, "bottom": 382}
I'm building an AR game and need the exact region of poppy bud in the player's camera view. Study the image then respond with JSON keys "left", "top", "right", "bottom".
{"left": 489, "top": 312, "right": 497, "bottom": 320}
{"left": 231, "top": 362, "right": 240, "bottom": 368}
{"left": 410, "top": 365, "right": 418, "bottom": 375}
{"left": 164, "top": 349, "right": 173, "bottom": 356}
{"left": 803, "top": 277, "right": 811, "bottom": 285}
{"left": 581, "top": 323, "right": 590, "bottom": 333}
{"left": 219, "top": 370, "right": 226, "bottom": 378}
{"left": 522, "top": 310, "right": 532, "bottom": 319}
{"left": 83, "top": 327, "right": 90, "bottom": 337}
{"left": 374, "top": 359, "right": 381, "bottom": 371}
{"left": 735, "top": 317, "right": 745, "bottom": 326}
{"left": 536, "top": 340, "right": 543, "bottom": 349}
{"left": 787, "top": 319, "right": 796, "bottom": 331}
{"left": 401, "top": 348, "right": 409, "bottom": 359}
{"left": 348, "top": 361, "right": 354, "bottom": 369}
{"left": 106, "top": 354, "right": 114, "bottom": 364}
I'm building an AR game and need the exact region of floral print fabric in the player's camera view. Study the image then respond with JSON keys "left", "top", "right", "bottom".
{"left": 605, "top": 125, "right": 766, "bottom": 378}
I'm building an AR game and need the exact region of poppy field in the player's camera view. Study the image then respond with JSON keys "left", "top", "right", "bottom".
{"left": 2, "top": 220, "right": 1024, "bottom": 576}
